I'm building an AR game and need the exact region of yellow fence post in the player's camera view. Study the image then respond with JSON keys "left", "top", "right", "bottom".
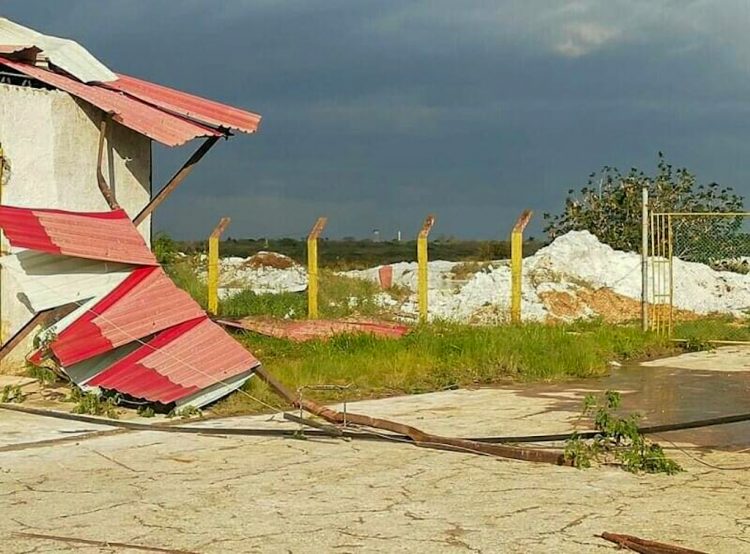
{"left": 307, "top": 217, "right": 328, "bottom": 319}
{"left": 207, "top": 217, "right": 231, "bottom": 315}
{"left": 510, "top": 209, "right": 533, "bottom": 324}
{"left": 417, "top": 214, "right": 436, "bottom": 323}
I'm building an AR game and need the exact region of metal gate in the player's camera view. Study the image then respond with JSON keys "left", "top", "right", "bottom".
{"left": 648, "top": 211, "right": 750, "bottom": 335}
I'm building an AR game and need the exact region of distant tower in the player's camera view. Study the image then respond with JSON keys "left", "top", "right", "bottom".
{"left": 373, "top": 228, "right": 380, "bottom": 242}
{"left": 397, "top": 230, "right": 401, "bottom": 242}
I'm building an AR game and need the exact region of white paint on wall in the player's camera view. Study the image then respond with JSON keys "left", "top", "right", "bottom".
{"left": 0, "top": 83, "right": 152, "bottom": 372}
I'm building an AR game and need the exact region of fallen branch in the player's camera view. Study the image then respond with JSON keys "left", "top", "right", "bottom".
{"left": 251, "top": 365, "right": 571, "bottom": 466}
{"left": 14, "top": 531, "right": 198, "bottom": 554}
{"left": 600, "top": 532, "right": 708, "bottom": 554}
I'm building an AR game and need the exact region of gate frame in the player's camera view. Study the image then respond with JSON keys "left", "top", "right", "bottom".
{"left": 644, "top": 206, "right": 750, "bottom": 336}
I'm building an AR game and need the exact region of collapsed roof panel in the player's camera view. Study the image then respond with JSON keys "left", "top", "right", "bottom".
{"left": 105, "top": 74, "right": 261, "bottom": 134}
{"left": 0, "top": 17, "right": 117, "bottom": 83}
{"left": 0, "top": 250, "right": 132, "bottom": 312}
{"left": 1, "top": 205, "right": 261, "bottom": 409}
{"left": 87, "top": 317, "right": 259, "bottom": 405}
{"left": 0, "top": 17, "right": 261, "bottom": 147}
{"left": 48, "top": 266, "right": 205, "bottom": 366}
{"left": 0, "top": 206, "right": 157, "bottom": 265}
{"left": 0, "top": 57, "right": 224, "bottom": 146}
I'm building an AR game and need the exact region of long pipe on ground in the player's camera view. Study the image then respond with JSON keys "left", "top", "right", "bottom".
{"left": 2, "top": 400, "right": 748, "bottom": 447}
{"left": 250, "top": 365, "right": 570, "bottom": 465}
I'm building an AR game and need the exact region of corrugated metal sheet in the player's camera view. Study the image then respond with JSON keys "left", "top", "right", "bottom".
{"left": 2, "top": 205, "right": 263, "bottom": 408}
{"left": 0, "top": 44, "right": 41, "bottom": 58}
{"left": 174, "top": 369, "right": 253, "bottom": 408}
{"left": 0, "top": 57, "right": 222, "bottom": 146}
{"left": 49, "top": 266, "right": 205, "bottom": 366}
{"left": 0, "top": 206, "right": 157, "bottom": 265}
{"left": 0, "top": 17, "right": 117, "bottom": 82}
{"left": 0, "top": 250, "right": 132, "bottom": 311}
{"left": 218, "top": 317, "right": 411, "bottom": 342}
{"left": 105, "top": 74, "right": 261, "bottom": 134}
{"left": 88, "top": 317, "right": 260, "bottom": 405}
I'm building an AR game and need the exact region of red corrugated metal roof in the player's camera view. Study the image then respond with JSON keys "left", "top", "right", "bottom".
{"left": 0, "top": 205, "right": 157, "bottom": 265}
{"left": 6, "top": 205, "right": 263, "bottom": 407}
{"left": 48, "top": 266, "right": 205, "bottom": 366}
{"left": 0, "top": 57, "right": 224, "bottom": 146}
{"left": 104, "top": 74, "right": 261, "bottom": 134}
{"left": 88, "top": 317, "right": 260, "bottom": 404}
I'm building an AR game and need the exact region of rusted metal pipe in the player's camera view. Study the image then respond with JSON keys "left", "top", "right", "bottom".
{"left": 96, "top": 116, "right": 119, "bottom": 210}
{"left": 0, "top": 303, "right": 78, "bottom": 361}
{"left": 133, "top": 135, "right": 220, "bottom": 226}
{"left": 600, "top": 532, "right": 707, "bottom": 554}
{"left": 251, "top": 365, "right": 571, "bottom": 466}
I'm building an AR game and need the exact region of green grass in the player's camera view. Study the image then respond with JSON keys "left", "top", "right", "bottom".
{"left": 673, "top": 316, "right": 750, "bottom": 343}
{"left": 164, "top": 251, "right": 750, "bottom": 419}
{"left": 212, "top": 321, "right": 677, "bottom": 415}
{"left": 167, "top": 260, "right": 208, "bottom": 309}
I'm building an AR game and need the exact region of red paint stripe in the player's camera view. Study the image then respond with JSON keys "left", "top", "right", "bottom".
{"left": 0, "top": 206, "right": 61, "bottom": 255}
{"left": 87, "top": 317, "right": 207, "bottom": 385}
{"left": 51, "top": 267, "right": 159, "bottom": 365}
{"left": 50, "top": 269, "right": 205, "bottom": 366}
{"left": 92, "top": 362, "right": 197, "bottom": 403}
{"left": 0, "top": 205, "right": 156, "bottom": 265}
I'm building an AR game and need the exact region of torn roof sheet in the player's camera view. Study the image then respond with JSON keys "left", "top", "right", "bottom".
{"left": 0, "top": 250, "right": 132, "bottom": 312}
{"left": 88, "top": 317, "right": 259, "bottom": 405}
{"left": 104, "top": 74, "right": 262, "bottom": 135}
{"left": 0, "top": 17, "right": 116, "bottom": 83}
{"left": 0, "top": 206, "right": 157, "bottom": 265}
{"left": 48, "top": 266, "right": 205, "bottom": 367}
{"left": 2, "top": 204, "right": 261, "bottom": 409}
{"left": 0, "top": 18, "right": 261, "bottom": 146}
{"left": 0, "top": 57, "right": 223, "bottom": 147}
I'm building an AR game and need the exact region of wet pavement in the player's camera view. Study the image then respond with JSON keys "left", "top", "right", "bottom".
{"left": 0, "top": 347, "right": 748, "bottom": 552}
{"left": 512, "top": 362, "right": 750, "bottom": 450}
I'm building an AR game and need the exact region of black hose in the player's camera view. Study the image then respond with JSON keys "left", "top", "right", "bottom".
{"left": 2, "top": 403, "right": 749, "bottom": 445}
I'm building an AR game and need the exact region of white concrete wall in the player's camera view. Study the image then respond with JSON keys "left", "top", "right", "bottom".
{"left": 0, "top": 83, "right": 152, "bottom": 372}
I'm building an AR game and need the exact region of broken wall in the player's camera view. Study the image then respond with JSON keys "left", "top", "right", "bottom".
{"left": 0, "top": 83, "right": 152, "bottom": 371}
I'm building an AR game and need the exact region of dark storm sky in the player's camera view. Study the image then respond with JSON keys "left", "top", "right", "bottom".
{"left": 4, "top": 1, "right": 750, "bottom": 240}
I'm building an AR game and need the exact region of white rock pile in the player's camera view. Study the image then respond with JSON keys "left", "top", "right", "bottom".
{"left": 203, "top": 232, "right": 750, "bottom": 322}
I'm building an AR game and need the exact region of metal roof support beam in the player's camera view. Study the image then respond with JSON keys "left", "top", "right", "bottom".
{"left": 133, "top": 135, "right": 221, "bottom": 226}
{"left": 0, "top": 303, "right": 78, "bottom": 362}
{"left": 95, "top": 115, "right": 119, "bottom": 210}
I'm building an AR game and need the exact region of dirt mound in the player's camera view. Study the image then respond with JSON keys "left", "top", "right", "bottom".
{"left": 243, "top": 251, "right": 297, "bottom": 270}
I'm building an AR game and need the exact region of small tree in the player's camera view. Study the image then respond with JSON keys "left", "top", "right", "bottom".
{"left": 543, "top": 153, "right": 744, "bottom": 255}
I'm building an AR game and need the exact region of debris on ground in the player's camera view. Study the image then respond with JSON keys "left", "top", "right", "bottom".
{"left": 0, "top": 206, "right": 261, "bottom": 409}
{"left": 197, "top": 251, "right": 308, "bottom": 298}
{"left": 218, "top": 317, "right": 410, "bottom": 342}
{"left": 252, "top": 364, "right": 571, "bottom": 465}
{"left": 600, "top": 532, "right": 707, "bottom": 554}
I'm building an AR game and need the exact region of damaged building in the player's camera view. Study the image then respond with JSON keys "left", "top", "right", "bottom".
{"left": 0, "top": 18, "right": 263, "bottom": 407}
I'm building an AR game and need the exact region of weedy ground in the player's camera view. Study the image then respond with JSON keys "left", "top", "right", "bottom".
{"left": 213, "top": 321, "right": 688, "bottom": 416}
{"left": 147, "top": 256, "right": 750, "bottom": 416}
{"left": 564, "top": 390, "right": 682, "bottom": 474}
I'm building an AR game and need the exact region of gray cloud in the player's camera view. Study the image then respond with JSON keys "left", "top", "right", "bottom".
{"left": 3, "top": 1, "right": 750, "bottom": 239}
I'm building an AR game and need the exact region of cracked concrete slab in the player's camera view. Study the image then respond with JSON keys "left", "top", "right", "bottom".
{"left": 1, "top": 377, "right": 749, "bottom": 553}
